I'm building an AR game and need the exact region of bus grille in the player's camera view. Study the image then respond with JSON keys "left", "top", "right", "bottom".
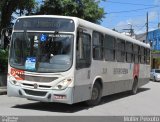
{"left": 24, "top": 89, "right": 47, "bottom": 96}
{"left": 24, "top": 75, "right": 58, "bottom": 83}
{"left": 22, "top": 83, "right": 51, "bottom": 89}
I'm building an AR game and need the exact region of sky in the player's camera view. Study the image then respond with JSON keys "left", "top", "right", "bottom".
{"left": 14, "top": 0, "right": 160, "bottom": 35}
{"left": 99, "top": 0, "right": 160, "bottom": 34}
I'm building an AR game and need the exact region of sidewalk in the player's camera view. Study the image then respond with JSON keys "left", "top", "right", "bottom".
{"left": 0, "top": 86, "right": 7, "bottom": 95}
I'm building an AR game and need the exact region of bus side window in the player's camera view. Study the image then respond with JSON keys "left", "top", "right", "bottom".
{"left": 76, "top": 32, "right": 91, "bottom": 69}
{"left": 126, "top": 42, "right": 133, "bottom": 63}
{"left": 133, "top": 44, "right": 140, "bottom": 63}
{"left": 104, "top": 35, "right": 115, "bottom": 61}
{"left": 146, "top": 48, "right": 150, "bottom": 64}
{"left": 92, "top": 31, "right": 103, "bottom": 60}
{"left": 140, "top": 47, "right": 145, "bottom": 64}
{"left": 116, "top": 38, "right": 125, "bottom": 62}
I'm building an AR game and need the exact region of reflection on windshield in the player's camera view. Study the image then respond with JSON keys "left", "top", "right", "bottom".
{"left": 9, "top": 32, "right": 73, "bottom": 73}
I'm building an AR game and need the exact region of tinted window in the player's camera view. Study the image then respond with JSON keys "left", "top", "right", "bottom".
{"left": 133, "top": 44, "right": 140, "bottom": 63}
{"left": 116, "top": 39, "right": 125, "bottom": 62}
{"left": 76, "top": 33, "right": 91, "bottom": 69}
{"left": 155, "top": 70, "right": 160, "bottom": 73}
{"left": 146, "top": 48, "right": 150, "bottom": 64}
{"left": 133, "top": 45, "right": 139, "bottom": 54}
{"left": 126, "top": 42, "right": 133, "bottom": 63}
{"left": 140, "top": 47, "right": 145, "bottom": 64}
{"left": 93, "top": 31, "right": 103, "bottom": 60}
{"left": 104, "top": 35, "right": 115, "bottom": 61}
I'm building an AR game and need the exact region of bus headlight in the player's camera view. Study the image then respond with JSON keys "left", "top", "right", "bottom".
{"left": 53, "top": 78, "right": 72, "bottom": 90}
{"left": 8, "top": 76, "right": 19, "bottom": 86}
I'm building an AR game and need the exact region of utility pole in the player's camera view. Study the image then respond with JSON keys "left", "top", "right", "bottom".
{"left": 130, "top": 24, "right": 133, "bottom": 37}
{"left": 123, "top": 23, "right": 134, "bottom": 37}
{"left": 158, "top": 12, "right": 160, "bottom": 29}
{"left": 146, "top": 12, "right": 149, "bottom": 43}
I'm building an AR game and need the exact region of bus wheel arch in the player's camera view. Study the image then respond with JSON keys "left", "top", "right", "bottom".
{"left": 86, "top": 78, "right": 103, "bottom": 106}
{"left": 131, "top": 76, "right": 139, "bottom": 95}
{"left": 94, "top": 78, "right": 103, "bottom": 90}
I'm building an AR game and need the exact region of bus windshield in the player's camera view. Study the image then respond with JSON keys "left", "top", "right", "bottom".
{"left": 9, "top": 32, "right": 73, "bottom": 73}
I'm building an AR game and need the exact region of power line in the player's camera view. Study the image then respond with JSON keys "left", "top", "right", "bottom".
{"left": 107, "top": 1, "right": 158, "bottom": 7}
{"left": 136, "top": 33, "right": 146, "bottom": 39}
{"left": 119, "top": 14, "right": 147, "bottom": 18}
{"left": 135, "top": 25, "right": 158, "bottom": 35}
{"left": 135, "top": 25, "right": 146, "bottom": 32}
{"left": 107, "top": 6, "right": 159, "bottom": 14}
{"left": 115, "top": 24, "right": 145, "bottom": 28}
{"left": 106, "top": 14, "right": 147, "bottom": 18}
{"left": 133, "top": 25, "right": 146, "bottom": 28}
{"left": 148, "top": 26, "right": 159, "bottom": 28}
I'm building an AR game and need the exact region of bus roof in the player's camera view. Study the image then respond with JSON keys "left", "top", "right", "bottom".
{"left": 16, "top": 15, "right": 150, "bottom": 49}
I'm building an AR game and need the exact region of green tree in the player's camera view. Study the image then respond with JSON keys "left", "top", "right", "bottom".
{"left": 0, "top": 0, "right": 36, "bottom": 29}
{"left": 37, "top": 0, "right": 105, "bottom": 24}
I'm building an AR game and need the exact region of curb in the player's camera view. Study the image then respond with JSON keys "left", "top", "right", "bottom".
{"left": 0, "top": 87, "right": 7, "bottom": 95}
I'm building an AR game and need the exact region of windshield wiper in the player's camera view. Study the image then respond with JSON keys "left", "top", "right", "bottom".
{"left": 54, "top": 31, "right": 59, "bottom": 34}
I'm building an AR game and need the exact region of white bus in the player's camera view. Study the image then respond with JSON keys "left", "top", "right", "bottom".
{"left": 7, "top": 15, "right": 150, "bottom": 106}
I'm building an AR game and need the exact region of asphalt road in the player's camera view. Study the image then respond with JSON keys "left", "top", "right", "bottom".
{"left": 0, "top": 81, "right": 160, "bottom": 116}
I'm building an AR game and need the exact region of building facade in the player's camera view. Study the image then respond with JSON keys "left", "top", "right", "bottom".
{"left": 147, "top": 29, "right": 160, "bottom": 50}
{"left": 147, "top": 29, "right": 160, "bottom": 69}
{"left": 136, "top": 29, "right": 160, "bottom": 69}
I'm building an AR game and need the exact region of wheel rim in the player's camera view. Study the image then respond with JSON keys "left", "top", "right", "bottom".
{"left": 133, "top": 84, "right": 137, "bottom": 93}
{"left": 91, "top": 87, "right": 99, "bottom": 100}
{"left": 133, "top": 79, "right": 138, "bottom": 93}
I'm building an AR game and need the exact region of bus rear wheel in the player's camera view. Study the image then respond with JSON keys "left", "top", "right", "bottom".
{"left": 86, "top": 82, "right": 102, "bottom": 106}
{"left": 131, "top": 78, "right": 138, "bottom": 95}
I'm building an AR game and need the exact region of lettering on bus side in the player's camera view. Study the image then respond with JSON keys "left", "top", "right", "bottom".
{"left": 102, "top": 68, "right": 107, "bottom": 74}
{"left": 113, "top": 68, "right": 128, "bottom": 74}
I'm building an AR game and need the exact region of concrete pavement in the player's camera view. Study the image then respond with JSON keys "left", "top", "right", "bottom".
{"left": 0, "top": 82, "right": 160, "bottom": 116}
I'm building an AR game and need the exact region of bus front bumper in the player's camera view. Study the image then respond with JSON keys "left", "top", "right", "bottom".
{"left": 7, "top": 81, "right": 74, "bottom": 104}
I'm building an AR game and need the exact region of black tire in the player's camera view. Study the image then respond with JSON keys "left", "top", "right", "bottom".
{"left": 86, "top": 83, "right": 102, "bottom": 106}
{"left": 154, "top": 77, "right": 157, "bottom": 82}
{"left": 131, "top": 78, "right": 139, "bottom": 95}
{"left": 0, "top": 34, "right": 4, "bottom": 49}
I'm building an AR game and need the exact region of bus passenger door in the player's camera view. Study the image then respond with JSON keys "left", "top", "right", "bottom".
{"left": 73, "top": 30, "right": 92, "bottom": 103}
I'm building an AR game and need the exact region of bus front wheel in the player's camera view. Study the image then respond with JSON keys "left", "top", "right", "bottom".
{"left": 131, "top": 78, "right": 138, "bottom": 95}
{"left": 86, "top": 82, "right": 102, "bottom": 106}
